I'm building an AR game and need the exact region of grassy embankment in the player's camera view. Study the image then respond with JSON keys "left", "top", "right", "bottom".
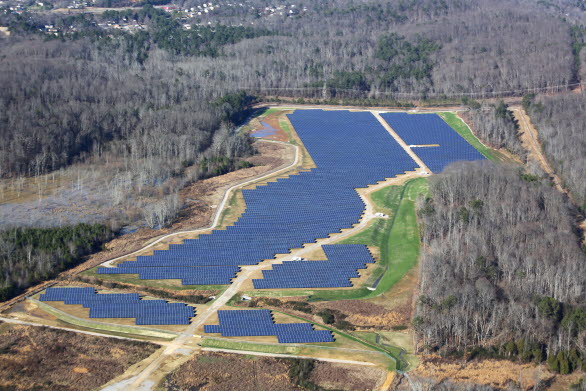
{"left": 201, "top": 337, "right": 396, "bottom": 368}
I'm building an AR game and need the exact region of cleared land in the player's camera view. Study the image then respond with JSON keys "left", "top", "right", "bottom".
{"left": 0, "top": 321, "right": 158, "bottom": 391}
{"left": 244, "top": 176, "right": 428, "bottom": 302}
{"left": 164, "top": 351, "right": 387, "bottom": 391}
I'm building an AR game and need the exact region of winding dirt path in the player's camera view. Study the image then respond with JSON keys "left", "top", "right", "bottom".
{"left": 201, "top": 348, "right": 377, "bottom": 366}
{"left": 101, "top": 139, "right": 300, "bottom": 268}
{"left": 103, "top": 170, "right": 424, "bottom": 390}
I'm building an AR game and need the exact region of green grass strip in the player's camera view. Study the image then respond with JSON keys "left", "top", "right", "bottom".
{"left": 306, "top": 178, "right": 427, "bottom": 302}
{"left": 201, "top": 337, "right": 302, "bottom": 355}
{"left": 33, "top": 299, "right": 178, "bottom": 340}
{"left": 438, "top": 112, "right": 512, "bottom": 163}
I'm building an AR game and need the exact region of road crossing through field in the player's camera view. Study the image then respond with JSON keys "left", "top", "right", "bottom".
{"left": 108, "top": 168, "right": 423, "bottom": 391}
{"left": 99, "top": 108, "right": 489, "bottom": 390}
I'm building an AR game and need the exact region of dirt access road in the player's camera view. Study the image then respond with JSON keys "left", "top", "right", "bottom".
{"left": 511, "top": 107, "right": 567, "bottom": 195}
{"left": 100, "top": 139, "right": 300, "bottom": 268}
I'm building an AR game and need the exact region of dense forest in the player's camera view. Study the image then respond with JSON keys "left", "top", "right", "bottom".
{"left": 0, "top": 35, "right": 255, "bottom": 180}
{"left": 415, "top": 163, "right": 586, "bottom": 373}
{"left": 0, "top": 224, "right": 114, "bottom": 301}
{"left": 524, "top": 92, "right": 586, "bottom": 209}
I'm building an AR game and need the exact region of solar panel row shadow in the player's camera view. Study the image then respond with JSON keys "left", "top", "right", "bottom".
{"left": 97, "top": 110, "right": 418, "bottom": 285}
{"left": 204, "top": 309, "right": 334, "bottom": 343}
{"left": 39, "top": 287, "right": 195, "bottom": 325}
{"left": 379, "top": 112, "right": 485, "bottom": 173}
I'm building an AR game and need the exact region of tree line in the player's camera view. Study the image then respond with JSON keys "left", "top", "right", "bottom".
{"left": 0, "top": 224, "right": 114, "bottom": 301}
{"left": 414, "top": 163, "right": 585, "bottom": 373}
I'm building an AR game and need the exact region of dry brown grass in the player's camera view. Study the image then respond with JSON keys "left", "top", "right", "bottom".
{"left": 0, "top": 322, "right": 158, "bottom": 391}
{"left": 314, "top": 297, "right": 408, "bottom": 329}
{"left": 164, "top": 352, "right": 298, "bottom": 391}
{"left": 412, "top": 355, "right": 556, "bottom": 390}
{"left": 310, "top": 361, "right": 387, "bottom": 391}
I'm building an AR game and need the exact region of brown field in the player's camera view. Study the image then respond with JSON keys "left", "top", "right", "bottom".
{"left": 0, "top": 321, "right": 158, "bottom": 391}
{"left": 310, "top": 361, "right": 387, "bottom": 391}
{"left": 164, "top": 352, "right": 299, "bottom": 391}
{"left": 411, "top": 355, "right": 557, "bottom": 390}
{"left": 165, "top": 351, "right": 388, "bottom": 391}
{"left": 315, "top": 299, "right": 407, "bottom": 329}
{"left": 307, "top": 263, "right": 417, "bottom": 331}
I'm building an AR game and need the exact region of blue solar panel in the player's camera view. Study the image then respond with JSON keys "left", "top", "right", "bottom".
{"left": 39, "top": 287, "right": 195, "bottom": 325}
{"left": 252, "top": 244, "right": 374, "bottom": 289}
{"left": 379, "top": 112, "right": 485, "bottom": 172}
{"left": 97, "top": 110, "right": 417, "bottom": 286}
{"left": 204, "top": 310, "right": 334, "bottom": 343}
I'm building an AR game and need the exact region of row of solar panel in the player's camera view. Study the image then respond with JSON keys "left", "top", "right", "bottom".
{"left": 204, "top": 310, "right": 334, "bottom": 344}
{"left": 39, "top": 287, "right": 195, "bottom": 325}
{"left": 252, "top": 244, "right": 374, "bottom": 289}
{"left": 98, "top": 110, "right": 481, "bottom": 287}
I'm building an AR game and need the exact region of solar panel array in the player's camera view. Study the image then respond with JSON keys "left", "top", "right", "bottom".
{"left": 253, "top": 244, "right": 375, "bottom": 289}
{"left": 39, "top": 287, "right": 195, "bottom": 325}
{"left": 204, "top": 310, "right": 334, "bottom": 343}
{"left": 98, "top": 110, "right": 417, "bottom": 286}
{"left": 379, "top": 113, "right": 486, "bottom": 172}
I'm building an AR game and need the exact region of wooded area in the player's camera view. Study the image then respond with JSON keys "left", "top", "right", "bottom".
{"left": 525, "top": 92, "right": 586, "bottom": 209}
{"left": 465, "top": 102, "right": 526, "bottom": 160}
{"left": 415, "top": 163, "right": 586, "bottom": 373}
{"left": 0, "top": 224, "right": 114, "bottom": 301}
{"left": 0, "top": 1, "right": 585, "bottom": 379}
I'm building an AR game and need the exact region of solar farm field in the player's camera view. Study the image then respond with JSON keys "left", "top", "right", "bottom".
{"left": 23, "top": 107, "right": 492, "bottom": 387}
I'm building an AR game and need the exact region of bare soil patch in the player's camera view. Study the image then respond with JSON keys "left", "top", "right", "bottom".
{"left": 0, "top": 322, "right": 157, "bottom": 391}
